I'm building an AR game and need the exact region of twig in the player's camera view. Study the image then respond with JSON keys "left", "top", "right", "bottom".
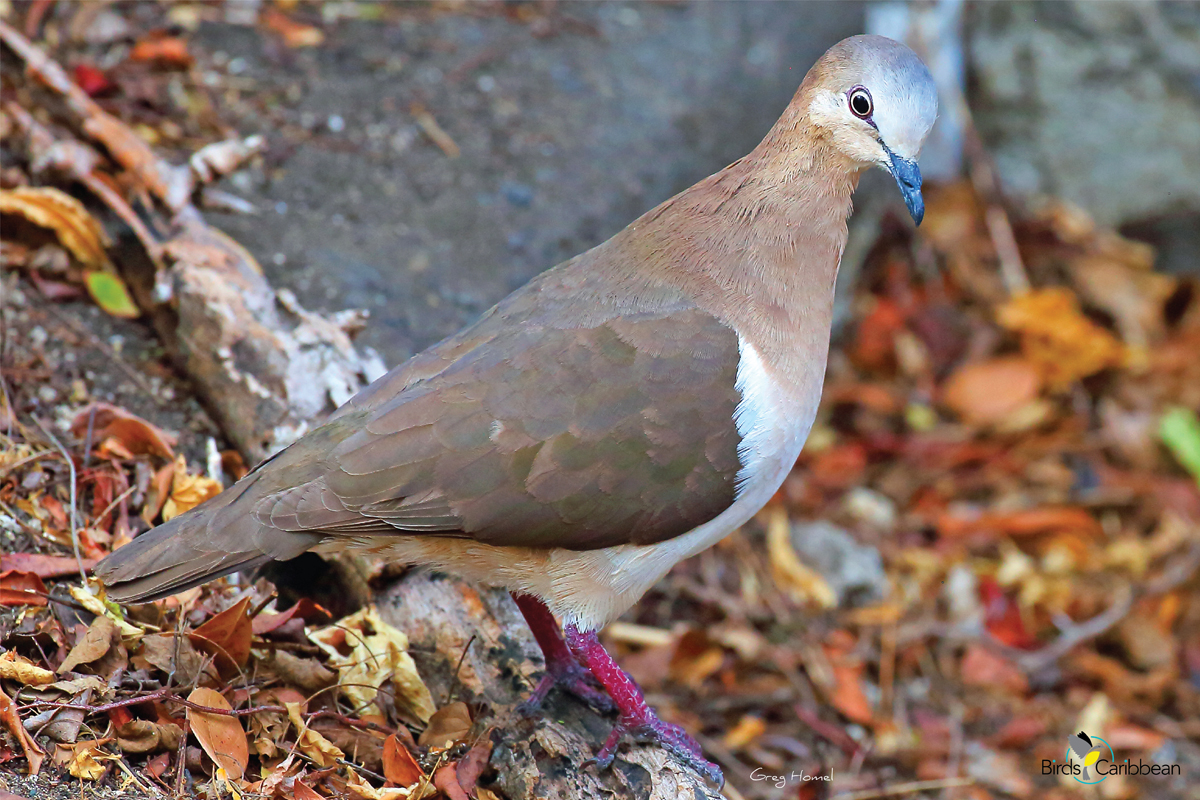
{"left": 305, "top": 710, "right": 395, "bottom": 736}
{"left": 446, "top": 633, "right": 477, "bottom": 705}
{"left": 22, "top": 687, "right": 287, "bottom": 719}
{"left": 831, "top": 778, "right": 975, "bottom": 800}
{"left": 31, "top": 415, "right": 85, "bottom": 585}
{"left": 92, "top": 484, "right": 136, "bottom": 532}
{"left": 1015, "top": 583, "right": 1134, "bottom": 673}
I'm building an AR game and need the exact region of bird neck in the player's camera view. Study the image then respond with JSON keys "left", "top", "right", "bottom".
{"left": 613, "top": 114, "right": 859, "bottom": 391}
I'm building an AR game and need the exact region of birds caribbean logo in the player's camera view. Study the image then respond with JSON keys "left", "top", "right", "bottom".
{"left": 1066, "top": 731, "right": 1111, "bottom": 783}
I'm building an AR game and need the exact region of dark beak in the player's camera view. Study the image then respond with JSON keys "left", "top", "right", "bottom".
{"left": 884, "top": 147, "right": 924, "bottom": 226}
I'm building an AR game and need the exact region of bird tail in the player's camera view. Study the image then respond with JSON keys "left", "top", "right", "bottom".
{"left": 94, "top": 475, "right": 319, "bottom": 603}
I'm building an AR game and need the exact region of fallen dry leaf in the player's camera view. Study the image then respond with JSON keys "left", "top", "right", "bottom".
{"left": 721, "top": 714, "right": 766, "bottom": 750}
{"left": 134, "top": 632, "right": 211, "bottom": 686}
{"left": 58, "top": 614, "right": 116, "bottom": 673}
{"left": 0, "top": 569, "right": 48, "bottom": 607}
{"left": 998, "top": 287, "right": 1126, "bottom": 389}
{"left": 764, "top": 508, "right": 836, "bottom": 608}
{"left": 162, "top": 455, "right": 222, "bottom": 520}
{"left": 384, "top": 734, "right": 427, "bottom": 786}
{"left": 128, "top": 34, "right": 192, "bottom": 67}
{"left": 115, "top": 719, "right": 182, "bottom": 754}
{"left": 0, "top": 186, "right": 111, "bottom": 269}
{"left": 70, "top": 402, "right": 176, "bottom": 460}
{"left": 186, "top": 687, "right": 249, "bottom": 781}
{"left": 190, "top": 596, "right": 253, "bottom": 671}
{"left": 309, "top": 605, "right": 436, "bottom": 722}
{"left": 0, "top": 684, "right": 46, "bottom": 774}
{"left": 66, "top": 739, "right": 110, "bottom": 780}
{"left": 418, "top": 701, "right": 472, "bottom": 750}
{"left": 0, "top": 650, "right": 56, "bottom": 686}
{"left": 0, "top": 552, "right": 98, "bottom": 578}
{"left": 262, "top": 8, "right": 325, "bottom": 47}
{"left": 941, "top": 356, "right": 1043, "bottom": 426}
{"left": 285, "top": 701, "right": 344, "bottom": 768}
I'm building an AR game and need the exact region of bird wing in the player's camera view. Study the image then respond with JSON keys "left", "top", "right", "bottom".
{"left": 263, "top": 277, "right": 744, "bottom": 550}
{"left": 1067, "top": 734, "right": 1092, "bottom": 759}
{"left": 96, "top": 265, "right": 744, "bottom": 601}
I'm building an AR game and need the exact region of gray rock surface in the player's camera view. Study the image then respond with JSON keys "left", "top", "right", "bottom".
{"left": 198, "top": 2, "right": 863, "bottom": 366}
{"left": 966, "top": 2, "right": 1200, "bottom": 248}
{"left": 789, "top": 520, "right": 886, "bottom": 608}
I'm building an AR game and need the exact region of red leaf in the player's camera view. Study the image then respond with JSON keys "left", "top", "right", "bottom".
{"left": 0, "top": 570, "right": 48, "bottom": 607}
{"left": 251, "top": 598, "right": 332, "bottom": 635}
{"left": 73, "top": 63, "right": 113, "bottom": 97}
{"left": 190, "top": 597, "right": 253, "bottom": 672}
{"left": 382, "top": 733, "right": 424, "bottom": 786}
{"left": 0, "top": 553, "right": 96, "bottom": 578}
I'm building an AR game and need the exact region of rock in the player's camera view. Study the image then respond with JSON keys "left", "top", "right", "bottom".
{"left": 789, "top": 521, "right": 886, "bottom": 608}
{"left": 967, "top": 2, "right": 1200, "bottom": 272}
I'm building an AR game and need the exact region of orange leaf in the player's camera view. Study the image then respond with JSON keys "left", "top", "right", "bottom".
{"left": 382, "top": 733, "right": 425, "bottom": 786}
{"left": 828, "top": 662, "right": 873, "bottom": 725}
{"left": 262, "top": 8, "right": 325, "bottom": 48}
{"left": 70, "top": 403, "right": 176, "bottom": 460}
{"left": 129, "top": 36, "right": 193, "bottom": 68}
{"left": 998, "top": 287, "right": 1126, "bottom": 389}
{"left": 937, "top": 506, "right": 1101, "bottom": 539}
{"left": 0, "top": 570, "right": 48, "bottom": 607}
{"left": 190, "top": 597, "right": 253, "bottom": 671}
{"left": 941, "top": 356, "right": 1042, "bottom": 425}
{"left": 0, "top": 685, "right": 46, "bottom": 774}
{"left": 185, "top": 687, "right": 248, "bottom": 781}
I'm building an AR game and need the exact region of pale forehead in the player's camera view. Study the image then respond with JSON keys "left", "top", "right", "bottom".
{"left": 823, "top": 35, "right": 939, "bottom": 158}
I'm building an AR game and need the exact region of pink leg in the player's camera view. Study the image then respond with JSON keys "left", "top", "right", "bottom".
{"left": 511, "top": 593, "right": 614, "bottom": 713}
{"left": 565, "top": 623, "right": 723, "bottom": 785}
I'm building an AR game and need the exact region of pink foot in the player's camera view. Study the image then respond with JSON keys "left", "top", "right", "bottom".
{"left": 565, "top": 623, "right": 723, "bottom": 786}
{"left": 511, "top": 593, "right": 615, "bottom": 714}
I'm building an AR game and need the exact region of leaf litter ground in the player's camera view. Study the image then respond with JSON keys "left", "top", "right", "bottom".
{"left": 3, "top": 3, "right": 1200, "bottom": 800}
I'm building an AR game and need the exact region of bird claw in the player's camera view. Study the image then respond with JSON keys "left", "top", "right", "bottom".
{"left": 589, "top": 716, "right": 724, "bottom": 787}
{"left": 518, "top": 662, "right": 617, "bottom": 716}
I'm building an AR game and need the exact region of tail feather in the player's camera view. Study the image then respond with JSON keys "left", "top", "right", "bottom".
{"left": 95, "top": 475, "right": 320, "bottom": 603}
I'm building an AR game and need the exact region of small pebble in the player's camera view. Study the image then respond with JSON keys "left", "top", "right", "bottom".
{"left": 327, "top": 114, "right": 346, "bottom": 133}
{"left": 37, "top": 385, "right": 57, "bottom": 403}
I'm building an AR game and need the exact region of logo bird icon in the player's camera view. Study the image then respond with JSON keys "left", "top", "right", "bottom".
{"left": 1068, "top": 731, "right": 1105, "bottom": 780}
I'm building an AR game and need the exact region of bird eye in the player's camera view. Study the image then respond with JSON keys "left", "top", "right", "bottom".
{"left": 848, "top": 87, "right": 873, "bottom": 119}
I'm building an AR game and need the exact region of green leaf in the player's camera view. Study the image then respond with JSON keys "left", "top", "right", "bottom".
{"left": 84, "top": 270, "right": 140, "bottom": 318}
{"left": 1159, "top": 406, "right": 1200, "bottom": 487}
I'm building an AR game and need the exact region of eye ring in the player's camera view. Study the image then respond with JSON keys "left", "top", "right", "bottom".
{"left": 848, "top": 87, "right": 873, "bottom": 119}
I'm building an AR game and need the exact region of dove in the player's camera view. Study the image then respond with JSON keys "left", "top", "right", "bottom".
{"left": 97, "top": 34, "right": 938, "bottom": 782}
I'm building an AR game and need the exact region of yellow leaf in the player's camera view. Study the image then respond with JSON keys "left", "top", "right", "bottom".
{"left": 997, "top": 287, "right": 1126, "bottom": 390}
{"left": 309, "top": 606, "right": 436, "bottom": 722}
{"left": 0, "top": 186, "right": 111, "bottom": 269}
{"left": 0, "top": 651, "right": 55, "bottom": 686}
{"left": 285, "top": 701, "right": 344, "bottom": 768}
{"left": 83, "top": 270, "right": 140, "bottom": 318}
{"left": 764, "top": 508, "right": 836, "bottom": 608}
{"left": 162, "top": 455, "right": 222, "bottom": 520}
{"left": 67, "top": 741, "right": 110, "bottom": 780}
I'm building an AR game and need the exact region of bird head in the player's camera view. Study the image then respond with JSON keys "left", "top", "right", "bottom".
{"left": 804, "top": 35, "right": 939, "bottom": 225}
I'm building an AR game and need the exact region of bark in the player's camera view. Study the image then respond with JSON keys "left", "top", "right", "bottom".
{"left": 379, "top": 571, "right": 721, "bottom": 800}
